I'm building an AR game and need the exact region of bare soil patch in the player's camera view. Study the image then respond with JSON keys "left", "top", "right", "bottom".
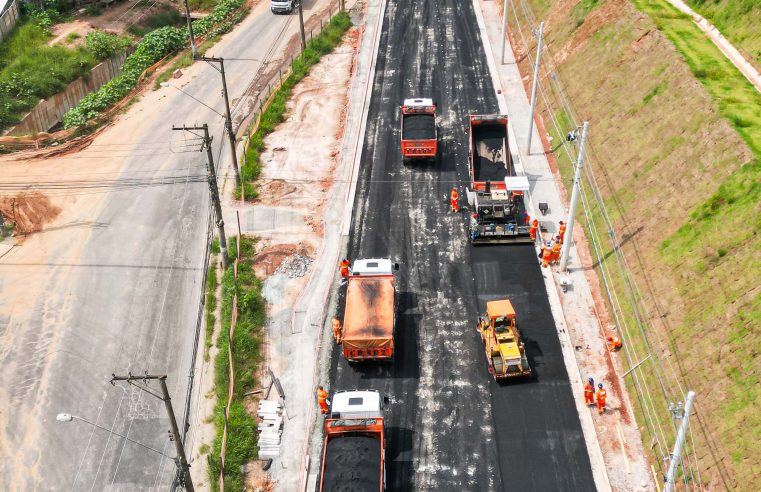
{"left": 0, "top": 193, "right": 61, "bottom": 235}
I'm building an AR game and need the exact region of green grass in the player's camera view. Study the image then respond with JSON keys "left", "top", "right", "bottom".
{"left": 633, "top": 0, "right": 761, "bottom": 156}
{"left": 239, "top": 11, "right": 353, "bottom": 199}
{"left": 571, "top": 0, "right": 602, "bottom": 29}
{"left": 686, "top": 0, "right": 761, "bottom": 67}
{"left": 204, "top": 240, "right": 219, "bottom": 362}
{"left": 127, "top": 6, "right": 182, "bottom": 37}
{"left": 189, "top": 0, "right": 220, "bottom": 12}
{"left": 208, "top": 236, "right": 265, "bottom": 492}
{"left": 0, "top": 18, "right": 99, "bottom": 131}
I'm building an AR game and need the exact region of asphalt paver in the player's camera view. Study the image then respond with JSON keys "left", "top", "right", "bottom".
{"left": 328, "top": 0, "right": 596, "bottom": 489}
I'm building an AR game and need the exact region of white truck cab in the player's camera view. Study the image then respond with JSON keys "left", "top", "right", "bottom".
{"left": 330, "top": 390, "right": 383, "bottom": 418}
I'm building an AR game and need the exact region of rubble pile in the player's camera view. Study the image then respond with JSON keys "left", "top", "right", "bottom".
{"left": 275, "top": 254, "right": 314, "bottom": 278}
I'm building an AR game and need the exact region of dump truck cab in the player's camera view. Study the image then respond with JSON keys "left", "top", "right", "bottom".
{"left": 342, "top": 258, "right": 398, "bottom": 362}
{"left": 400, "top": 98, "right": 437, "bottom": 162}
{"left": 319, "top": 390, "right": 386, "bottom": 492}
{"left": 478, "top": 299, "right": 531, "bottom": 380}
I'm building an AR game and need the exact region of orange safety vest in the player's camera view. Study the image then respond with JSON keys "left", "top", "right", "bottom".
{"left": 584, "top": 383, "right": 594, "bottom": 396}
{"left": 450, "top": 190, "right": 459, "bottom": 202}
{"left": 610, "top": 337, "right": 622, "bottom": 349}
{"left": 339, "top": 259, "right": 350, "bottom": 277}
{"left": 317, "top": 388, "right": 328, "bottom": 403}
{"left": 596, "top": 389, "right": 607, "bottom": 403}
{"left": 332, "top": 318, "right": 342, "bottom": 341}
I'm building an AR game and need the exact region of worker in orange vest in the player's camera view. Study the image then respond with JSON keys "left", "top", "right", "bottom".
{"left": 607, "top": 336, "right": 622, "bottom": 351}
{"left": 583, "top": 378, "right": 595, "bottom": 406}
{"left": 550, "top": 240, "right": 562, "bottom": 265}
{"left": 558, "top": 220, "right": 566, "bottom": 244}
{"left": 332, "top": 317, "right": 342, "bottom": 344}
{"left": 339, "top": 258, "right": 350, "bottom": 284}
{"left": 317, "top": 386, "right": 330, "bottom": 414}
{"left": 595, "top": 383, "right": 607, "bottom": 415}
{"left": 541, "top": 241, "right": 552, "bottom": 267}
{"left": 529, "top": 219, "right": 539, "bottom": 241}
{"left": 450, "top": 187, "right": 459, "bottom": 213}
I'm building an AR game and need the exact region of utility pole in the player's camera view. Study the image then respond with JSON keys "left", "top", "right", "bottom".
{"left": 339, "top": 0, "right": 345, "bottom": 11}
{"left": 172, "top": 124, "right": 229, "bottom": 269}
{"left": 500, "top": 0, "right": 508, "bottom": 64}
{"left": 298, "top": 0, "right": 307, "bottom": 51}
{"left": 195, "top": 56, "right": 241, "bottom": 187}
{"left": 183, "top": 0, "right": 197, "bottom": 57}
{"left": 664, "top": 391, "right": 696, "bottom": 492}
{"left": 110, "top": 373, "right": 195, "bottom": 492}
{"left": 526, "top": 21, "right": 544, "bottom": 154}
{"left": 559, "top": 121, "right": 588, "bottom": 273}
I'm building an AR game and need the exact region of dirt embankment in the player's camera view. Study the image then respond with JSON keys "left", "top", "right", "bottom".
{"left": 0, "top": 193, "right": 61, "bottom": 235}
{"left": 509, "top": 0, "right": 756, "bottom": 489}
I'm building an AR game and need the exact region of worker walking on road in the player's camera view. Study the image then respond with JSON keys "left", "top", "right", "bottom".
{"left": 529, "top": 219, "right": 539, "bottom": 241}
{"left": 584, "top": 378, "right": 595, "bottom": 406}
{"left": 607, "top": 336, "right": 622, "bottom": 351}
{"left": 595, "top": 383, "right": 607, "bottom": 415}
{"left": 450, "top": 187, "right": 460, "bottom": 213}
{"left": 339, "top": 258, "right": 350, "bottom": 285}
{"left": 558, "top": 220, "right": 566, "bottom": 244}
{"left": 332, "top": 317, "right": 343, "bottom": 344}
{"left": 317, "top": 386, "right": 330, "bottom": 415}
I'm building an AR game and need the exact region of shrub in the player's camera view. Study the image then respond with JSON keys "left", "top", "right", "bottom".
{"left": 85, "top": 31, "right": 131, "bottom": 60}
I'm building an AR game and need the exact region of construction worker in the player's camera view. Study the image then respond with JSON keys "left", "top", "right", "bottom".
{"left": 558, "top": 220, "right": 566, "bottom": 244}
{"left": 584, "top": 378, "right": 595, "bottom": 406}
{"left": 529, "top": 218, "right": 539, "bottom": 241}
{"left": 607, "top": 336, "right": 622, "bottom": 351}
{"left": 450, "top": 187, "right": 459, "bottom": 213}
{"left": 550, "top": 239, "right": 562, "bottom": 265}
{"left": 470, "top": 213, "right": 479, "bottom": 241}
{"left": 317, "top": 386, "right": 330, "bottom": 415}
{"left": 332, "top": 317, "right": 342, "bottom": 344}
{"left": 595, "top": 383, "right": 607, "bottom": 415}
{"left": 541, "top": 241, "right": 552, "bottom": 268}
{"left": 339, "top": 258, "right": 350, "bottom": 284}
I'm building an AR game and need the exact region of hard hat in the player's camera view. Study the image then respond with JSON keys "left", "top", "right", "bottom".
{"left": 588, "top": 377, "right": 594, "bottom": 384}
{"left": 560, "top": 220, "right": 564, "bottom": 224}
{"left": 607, "top": 336, "right": 613, "bottom": 341}
{"left": 598, "top": 383, "right": 603, "bottom": 389}
{"left": 318, "top": 385, "right": 323, "bottom": 389}
{"left": 472, "top": 213, "right": 478, "bottom": 218}
{"left": 546, "top": 241, "right": 551, "bottom": 247}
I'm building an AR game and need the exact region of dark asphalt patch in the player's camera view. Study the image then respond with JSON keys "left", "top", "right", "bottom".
{"left": 327, "top": 0, "right": 596, "bottom": 490}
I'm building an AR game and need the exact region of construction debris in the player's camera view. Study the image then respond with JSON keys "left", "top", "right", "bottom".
{"left": 257, "top": 400, "right": 284, "bottom": 460}
{"left": 275, "top": 253, "right": 314, "bottom": 278}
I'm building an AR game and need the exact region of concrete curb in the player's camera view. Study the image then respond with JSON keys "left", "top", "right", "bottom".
{"left": 471, "top": 1, "right": 611, "bottom": 490}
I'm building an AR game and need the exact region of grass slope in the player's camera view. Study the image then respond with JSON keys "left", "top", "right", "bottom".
{"left": 686, "top": 0, "right": 761, "bottom": 69}
{"left": 510, "top": 0, "right": 759, "bottom": 488}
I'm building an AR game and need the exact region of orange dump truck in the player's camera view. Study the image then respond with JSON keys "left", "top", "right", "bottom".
{"left": 400, "top": 98, "right": 437, "bottom": 162}
{"left": 319, "top": 390, "right": 386, "bottom": 492}
{"left": 342, "top": 258, "right": 398, "bottom": 362}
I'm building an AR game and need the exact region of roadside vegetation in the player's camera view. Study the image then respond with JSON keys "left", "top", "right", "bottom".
{"left": 208, "top": 235, "right": 265, "bottom": 492}
{"left": 63, "top": 0, "right": 247, "bottom": 128}
{"left": 511, "top": 0, "right": 759, "bottom": 487}
{"left": 239, "top": 11, "right": 353, "bottom": 199}
{"left": 0, "top": 6, "right": 130, "bottom": 132}
{"left": 685, "top": 0, "right": 761, "bottom": 68}
{"left": 205, "top": 238, "right": 221, "bottom": 361}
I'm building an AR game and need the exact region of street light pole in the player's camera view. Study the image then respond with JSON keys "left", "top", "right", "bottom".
{"left": 183, "top": 0, "right": 197, "bottom": 57}
{"left": 173, "top": 124, "right": 230, "bottom": 269}
{"left": 664, "top": 391, "right": 696, "bottom": 492}
{"left": 195, "top": 56, "right": 242, "bottom": 187}
{"left": 110, "top": 373, "right": 195, "bottom": 492}
{"left": 526, "top": 21, "right": 544, "bottom": 155}
{"left": 559, "top": 121, "right": 588, "bottom": 273}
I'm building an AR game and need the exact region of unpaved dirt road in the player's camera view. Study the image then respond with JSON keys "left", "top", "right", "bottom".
{"left": 0, "top": 0, "right": 341, "bottom": 489}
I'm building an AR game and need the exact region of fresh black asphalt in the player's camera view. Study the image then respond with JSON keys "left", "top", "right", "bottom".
{"left": 328, "top": 0, "right": 596, "bottom": 490}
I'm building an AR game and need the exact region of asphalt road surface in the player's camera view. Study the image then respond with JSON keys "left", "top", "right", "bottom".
{"left": 0, "top": 1, "right": 333, "bottom": 489}
{"left": 328, "top": 0, "right": 596, "bottom": 490}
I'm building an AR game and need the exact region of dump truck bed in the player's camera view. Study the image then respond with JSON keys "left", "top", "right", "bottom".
{"left": 322, "top": 435, "right": 382, "bottom": 492}
{"left": 472, "top": 123, "right": 509, "bottom": 183}
{"left": 343, "top": 275, "right": 395, "bottom": 358}
{"left": 402, "top": 113, "right": 436, "bottom": 140}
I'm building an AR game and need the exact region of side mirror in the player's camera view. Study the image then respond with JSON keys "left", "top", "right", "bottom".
{"left": 393, "top": 263, "right": 399, "bottom": 271}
